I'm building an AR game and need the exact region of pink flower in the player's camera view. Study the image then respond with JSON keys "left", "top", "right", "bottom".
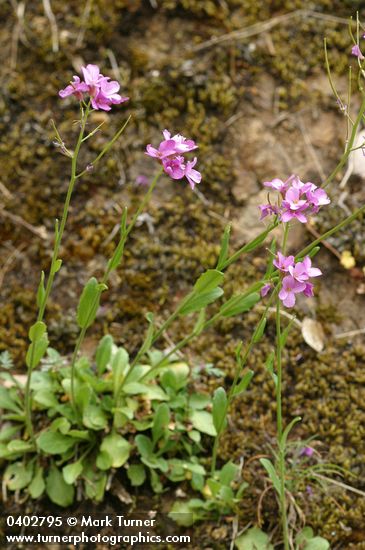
{"left": 352, "top": 45, "right": 364, "bottom": 60}
{"left": 258, "top": 204, "right": 279, "bottom": 220}
{"left": 59, "top": 64, "right": 129, "bottom": 112}
{"left": 263, "top": 178, "right": 288, "bottom": 193}
{"left": 278, "top": 275, "right": 306, "bottom": 308}
{"left": 281, "top": 188, "right": 310, "bottom": 223}
{"left": 146, "top": 131, "right": 197, "bottom": 160}
{"left": 289, "top": 256, "right": 322, "bottom": 282}
{"left": 306, "top": 187, "right": 330, "bottom": 212}
{"left": 280, "top": 208, "right": 308, "bottom": 223}
{"left": 135, "top": 175, "right": 149, "bottom": 186}
{"left": 276, "top": 254, "right": 322, "bottom": 307}
{"left": 162, "top": 156, "right": 185, "bottom": 179}
{"left": 59, "top": 76, "right": 89, "bottom": 100}
{"left": 259, "top": 175, "right": 330, "bottom": 224}
{"left": 283, "top": 187, "right": 308, "bottom": 211}
{"left": 146, "top": 131, "right": 201, "bottom": 189}
{"left": 303, "top": 282, "right": 314, "bottom": 298}
{"left": 290, "top": 176, "right": 312, "bottom": 194}
{"left": 300, "top": 446, "right": 314, "bottom": 458}
{"left": 162, "top": 130, "right": 198, "bottom": 154}
{"left": 260, "top": 283, "right": 272, "bottom": 297}
{"left": 91, "top": 79, "right": 129, "bottom": 111}
{"left": 81, "top": 64, "right": 104, "bottom": 94}
{"left": 184, "top": 157, "right": 201, "bottom": 189}
{"left": 273, "top": 252, "right": 295, "bottom": 273}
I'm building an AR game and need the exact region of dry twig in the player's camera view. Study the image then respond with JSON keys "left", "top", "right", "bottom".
{"left": 42, "top": 0, "right": 59, "bottom": 52}
{"left": 191, "top": 9, "right": 354, "bottom": 53}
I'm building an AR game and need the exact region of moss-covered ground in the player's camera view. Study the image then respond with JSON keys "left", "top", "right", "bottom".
{"left": 1, "top": 1, "right": 365, "bottom": 547}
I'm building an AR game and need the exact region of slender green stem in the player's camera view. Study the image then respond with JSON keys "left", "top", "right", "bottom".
{"left": 75, "top": 115, "right": 132, "bottom": 179}
{"left": 221, "top": 221, "right": 278, "bottom": 270}
{"left": 275, "top": 299, "right": 283, "bottom": 439}
{"left": 297, "top": 203, "right": 365, "bottom": 259}
{"left": 275, "top": 297, "right": 289, "bottom": 550}
{"left": 210, "top": 290, "right": 278, "bottom": 475}
{"left": 323, "top": 94, "right": 365, "bottom": 188}
{"left": 276, "top": 222, "right": 289, "bottom": 550}
{"left": 69, "top": 168, "right": 162, "bottom": 414}
{"left": 70, "top": 326, "right": 88, "bottom": 415}
{"left": 24, "top": 103, "right": 91, "bottom": 441}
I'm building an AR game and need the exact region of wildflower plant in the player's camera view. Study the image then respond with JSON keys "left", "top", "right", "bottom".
{"left": 1, "top": 16, "right": 365, "bottom": 549}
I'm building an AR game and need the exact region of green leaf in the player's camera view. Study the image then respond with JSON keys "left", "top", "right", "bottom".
{"left": 135, "top": 434, "right": 153, "bottom": 457}
{"left": 26, "top": 332, "right": 49, "bottom": 369}
{"left": 161, "top": 363, "right": 189, "bottom": 392}
{"left": 168, "top": 501, "right": 195, "bottom": 527}
{"left": 194, "top": 269, "right": 224, "bottom": 293}
{"left": 260, "top": 458, "right": 281, "bottom": 496}
{"left": 33, "top": 389, "right": 59, "bottom": 409}
{"left": 253, "top": 317, "right": 267, "bottom": 343}
{"left": 127, "top": 464, "right": 146, "bottom": 487}
{"left": 150, "top": 468, "right": 163, "bottom": 493}
{"left": 37, "top": 431, "right": 76, "bottom": 455}
{"left": 216, "top": 224, "right": 231, "bottom": 270}
{"left": 233, "top": 370, "right": 254, "bottom": 397}
{"left": 264, "top": 239, "right": 276, "bottom": 278}
{"left": 264, "top": 352, "right": 277, "bottom": 387}
{"left": 82, "top": 404, "right": 108, "bottom": 431}
{"left": 53, "top": 258, "right": 62, "bottom": 273}
{"left": 241, "top": 230, "right": 271, "bottom": 253}
{"left": 76, "top": 277, "right": 107, "bottom": 329}
{"left": 7, "top": 440, "right": 34, "bottom": 453}
{"left": 308, "top": 246, "right": 321, "bottom": 258}
{"left": 96, "top": 433, "right": 131, "bottom": 470}
{"left": 95, "top": 335, "right": 113, "bottom": 374}
{"left": 74, "top": 383, "right": 92, "bottom": 413}
{"left": 189, "top": 394, "right": 211, "bottom": 410}
{"left": 180, "top": 288, "right": 224, "bottom": 315}
{"left": 296, "top": 527, "right": 330, "bottom": 550}
{"left": 193, "top": 308, "right": 206, "bottom": 336}
{"left": 46, "top": 465, "right": 74, "bottom": 507}
{"left": 190, "top": 410, "right": 217, "bottom": 436}
{"left": 235, "top": 527, "right": 274, "bottom": 550}
{"left": 140, "top": 385, "right": 168, "bottom": 401}
{"left": 280, "top": 416, "right": 301, "bottom": 451}
{"left": 120, "top": 207, "right": 128, "bottom": 235}
{"left": 112, "top": 347, "right": 129, "bottom": 398}
{"left": 0, "top": 387, "right": 22, "bottom": 413}
{"left": 36, "top": 271, "right": 45, "bottom": 308}
{"left": 219, "top": 461, "right": 238, "bottom": 486}
{"left": 219, "top": 292, "right": 260, "bottom": 317}
{"left": 212, "top": 387, "right": 227, "bottom": 434}
{"left": 137, "top": 313, "right": 155, "bottom": 358}
{"left": 28, "top": 321, "right": 47, "bottom": 342}
{"left": 28, "top": 466, "right": 45, "bottom": 498}
{"left": 68, "top": 429, "right": 92, "bottom": 440}
{"left": 0, "top": 425, "right": 20, "bottom": 442}
{"left": 4, "top": 462, "right": 33, "bottom": 491}
{"left": 50, "top": 417, "right": 71, "bottom": 434}
{"left": 123, "top": 382, "right": 150, "bottom": 395}
{"left": 280, "top": 321, "right": 294, "bottom": 349}
{"left": 62, "top": 461, "right": 83, "bottom": 484}
{"left": 152, "top": 403, "right": 170, "bottom": 444}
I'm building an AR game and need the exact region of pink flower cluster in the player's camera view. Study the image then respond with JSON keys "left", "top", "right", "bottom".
{"left": 146, "top": 130, "right": 202, "bottom": 189}
{"left": 261, "top": 252, "right": 322, "bottom": 308}
{"left": 259, "top": 175, "right": 330, "bottom": 223}
{"left": 59, "top": 64, "right": 129, "bottom": 111}
{"left": 352, "top": 44, "right": 364, "bottom": 60}
{"left": 351, "top": 33, "right": 365, "bottom": 60}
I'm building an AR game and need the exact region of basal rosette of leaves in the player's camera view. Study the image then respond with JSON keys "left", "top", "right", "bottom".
{"left": 0, "top": 340, "right": 219, "bottom": 507}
